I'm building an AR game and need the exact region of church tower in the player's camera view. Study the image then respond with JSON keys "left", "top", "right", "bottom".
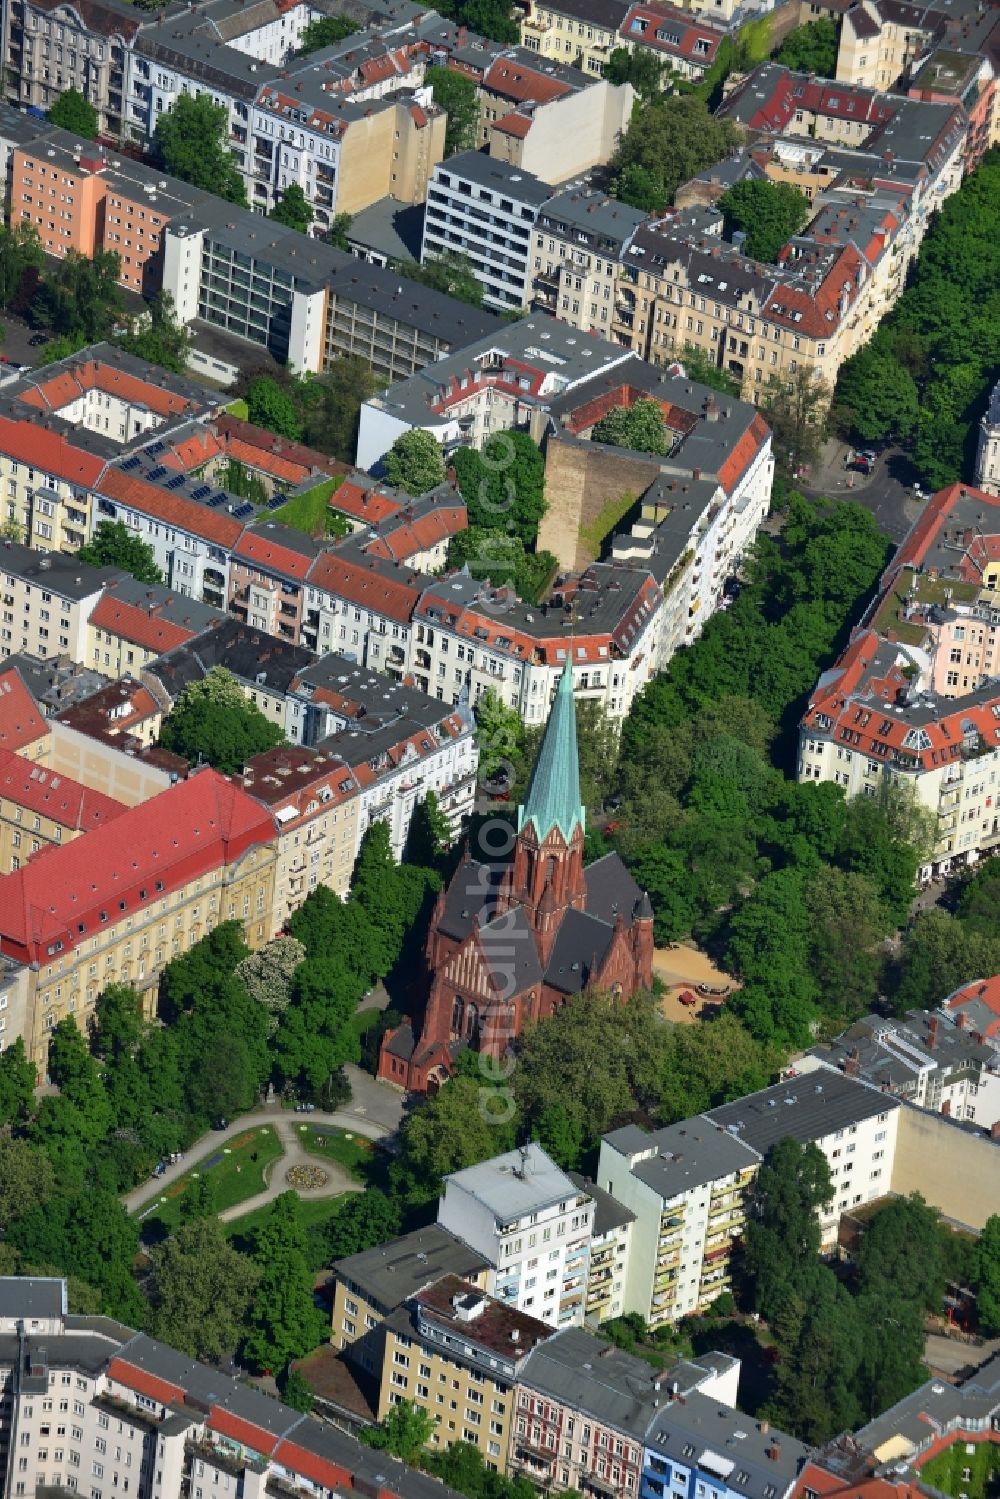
{"left": 497, "top": 661, "right": 587, "bottom": 960}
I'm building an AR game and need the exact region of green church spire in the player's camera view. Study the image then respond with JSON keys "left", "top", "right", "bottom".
{"left": 517, "top": 660, "right": 585, "bottom": 844}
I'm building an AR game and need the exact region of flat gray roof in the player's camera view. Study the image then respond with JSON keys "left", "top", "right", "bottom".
{"left": 434, "top": 150, "right": 553, "bottom": 206}
{"left": 536, "top": 188, "right": 647, "bottom": 245}
{"left": 346, "top": 195, "right": 426, "bottom": 264}
{"left": 334, "top": 1225, "right": 490, "bottom": 1308}
{"left": 603, "top": 1120, "right": 760, "bottom": 1200}
{"left": 705, "top": 1068, "right": 899, "bottom": 1156}
{"left": 0, "top": 1276, "right": 65, "bottom": 1321}
{"left": 444, "top": 1142, "right": 584, "bottom": 1223}
{"left": 645, "top": 1390, "right": 810, "bottom": 1497}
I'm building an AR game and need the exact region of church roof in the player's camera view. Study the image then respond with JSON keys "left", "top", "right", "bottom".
{"left": 518, "top": 660, "right": 585, "bottom": 845}
{"left": 544, "top": 909, "right": 615, "bottom": 994}
{"left": 583, "top": 851, "right": 645, "bottom": 927}
{"left": 478, "top": 905, "right": 544, "bottom": 992}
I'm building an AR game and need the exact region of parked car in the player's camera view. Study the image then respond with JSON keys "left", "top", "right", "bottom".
{"left": 697, "top": 983, "right": 729, "bottom": 997}
{"left": 28, "top": 333, "right": 49, "bottom": 347}
{"left": 678, "top": 990, "right": 699, "bottom": 1007}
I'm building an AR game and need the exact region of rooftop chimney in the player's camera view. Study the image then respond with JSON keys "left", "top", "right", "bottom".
{"left": 927, "top": 1014, "right": 939, "bottom": 1049}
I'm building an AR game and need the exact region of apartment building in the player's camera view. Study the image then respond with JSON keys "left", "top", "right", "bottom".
{"left": 519, "top": 0, "right": 631, "bottom": 77}
{"left": 86, "top": 577, "right": 225, "bottom": 676}
{"left": 438, "top": 1144, "right": 595, "bottom": 1329}
{"left": 643, "top": 1394, "right": 809, "bottom": 1499}
{"left": 147, "top": 616, "right": 314, "bottom": 728}
{"left": 55, "top": 674, "right": 165, "bottom": 751}
{"left": 705, "top": 1069, "right": 902, "bottom": 1248}
{"left": 800, "top": 1009, "right": 1000, "bottom": 1131}
{"left": 617, "top": 2, "right": 726, "bottom": 82}
{"left": 476, "top": 51, "right": 633, "bottom": 182}
{"left": 510, "top": 1326, "right": 741, "bottom": 1495}
{"left": 9, "top": 128, "right": 209, "bottom": 295}
{"left": 240, "top": 744, "right": 362, "bottom": 914}
{"left": 0, "top": 767, "right": 277, "bottom": 1066}
{"left": 1, "top": 0, "right": 139, "bottom": 134}
{"left": 977, "top": 378, "right": 1000, "bottom": 496}
{"left": 0, "top": 747, "right": 126, "bottom": 876}
{"left": 376, "top": 1276, "right": 551, "bottom": 1468}
{"left": 161, "top": 199, "right": 499, "bottom": 376}
{"left": 598, "top": 1120, "right": 760, "bottom": 1326}
{"left": 0, "top": 543, "right": 122, "bottom": 663}
{"left": 0, "top": 1275, "right": 468, "bottom": 1499}
{"left": 422, "top": 151, "right": 552, "bottom": 311}
{"left": 530, "top": 187, "right": 647, "bottom": 334}
{"left": 331, "top": 1223, "right": 490, "bottom": 1354}
{"left": 798, "top": 482, "right": 1000, "bottom": 878}
{"left": 569, "top": 1172, "right": 634, "bottom": 1323}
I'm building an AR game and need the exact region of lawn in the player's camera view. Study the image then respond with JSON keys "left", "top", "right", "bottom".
{"left": 226, "top": 1189, "right": 351, "bottom": 1251}
{"left": 920, "top": 1440, "right": 1000, "bottom": 1499}
{"left": 270, "top": 477, "right": 345, "bottom": 535}
{"left": 136, "top": 1127, "right": 283, "bottom": 1237}
{"left": 299, "top": 1125, "right": 377, "bottom": 1182}
{"left": 226, "top": 398, "right": 250, "bottom": 420}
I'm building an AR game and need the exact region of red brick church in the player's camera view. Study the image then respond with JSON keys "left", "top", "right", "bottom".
{"left": 378, "top": 663, "right": 654, "bottom": 1093}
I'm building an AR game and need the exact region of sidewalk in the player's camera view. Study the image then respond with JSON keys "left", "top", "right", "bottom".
{"left": 801, "top": 436, "right": 876, "bottom": 496}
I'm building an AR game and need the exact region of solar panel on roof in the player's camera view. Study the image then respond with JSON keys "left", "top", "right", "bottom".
{"left": 192, "top": 485, "right": 211, "bottom": 500}
{"left": 166, "top": 474, "right": 186, "bottom": 490}
{"left": 121, "top": 456, "right": 140, "bottom": 472}
{"left": 267, "top": 496, "right": 285, "bottom": 511}
{"left": 206, "top": 495, "right": 225, "bottom": 508}
{"left": 234, "top": 504, "right": 254, "bottom": 519}
{"left": 147, "top": 441, "right": 165, "bottom": 455}
{"left": 211, "top": 492, "right": 229, "bottom": 505}
{"left": 148, "top": 465, "right": 168, "bottom": 481}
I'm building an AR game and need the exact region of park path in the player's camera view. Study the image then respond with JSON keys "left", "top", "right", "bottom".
{"left": 124, "top": 1064, "right": 402, "bottom": 1216}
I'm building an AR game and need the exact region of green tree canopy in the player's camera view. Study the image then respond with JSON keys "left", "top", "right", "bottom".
{"left": 77, "top": 520, "right": 162, "bottom": 584}
{"left": 775, "top": 17, "right": 839, "bottom": 75}
{"left": 154, "top": 93, "right": 247, "bottom": 205}
{"left": 360, "top": 1400, "right": 438, "bottom": 1462}
{"left": 426, "top": 65, "right": 479, "bottom": 154}
{"left": 592, "top": 398, "right": 668, "bottom": 454}
{"left": 147, "top": 1217, "right": 261, "bottom": 1361}
{"left": 452, "top": 429, "right": 547, "bottom": 545}
{"left": 382, "top": 428, "right": 446, "bottom": 494}
{"left": 474, "top": 686, "right": 522, "bottom": 782}
{"left": 834, "top": 336, "right": 920, "bottom": 443}
{"left": 395, "top": 251, "right": 485, "bottom": 309}
{"left": 0, "top": 221, "right": 44, "bottom": 310}
{"left": 0, "top": 1037, "right": 37, "bottom": 1126}
{"left": 243, "top": 1192, "right": 328, "bottom": 1373}
{"left": 610, "top": 96, "right": 743, "bottom": 210}
{"left": 270, "top": 183, "right": 314, "bottom": 234}
{"left": 246, "top": 375, "right": 304, "bottom": 440}
{"left": 977, "top": 1214, "right": 1000, "bottom": 1335}
{"left": 719, "top": 179, "right": 811, "bottom": 263}
{"left": 32, "top": 249, "right": 124, "bottom": 342}
{"left": 118, "top": 291, "right": 192, "bottom": 375}
{"left": 603, "top": 47, "right": 665, "bottom": 101}
{"left": 393, "top": 1076, "right": 517, "bottom": 1207}
{"left": 739, "top": 1137, "right": 833, "bottom": 1321}
{"left": 48, "top": 87, "right": 98, "bottom": 138}
{"left": 158, "top": 666, "right": 286, "bottom": 773}
{"left": 298, "top": 13, "right": 358, "bottom": 52}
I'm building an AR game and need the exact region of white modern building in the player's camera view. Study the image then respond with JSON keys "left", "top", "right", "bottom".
{"left": 438, "top": 1143, "right": 595, "bottom": 1329}
{"left": 422, "top": 151, "right": 552, "bottom": 310}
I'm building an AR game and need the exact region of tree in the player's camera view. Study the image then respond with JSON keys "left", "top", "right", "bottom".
{"left": 118, "top": 291, "right": 192, "bottom": 375}
{"left": 327, "top": 212, "right": 353, "bottom": 251}
{"left": 235, "top": 936, "right": 306, "bottom": 1034}
{"left": 739, "top": 1137, "right": 833, "bottom": 1322}
{"left": 298, "top": 13, "right": 358, "bottom": 53}
{"left": 406, "top": 790, "right": 453, "bottom": 866}
{"left": 395, "top": 251, "right": 484, "bottom": 309}
{"left": 719, "top": 180, "right": 810, "bottom": 263}
{"left": 360, "top": 1401, "right": 437, "bottom": 1462}
{"left": 280, "top": 1367, "right": 315, "bottom": 1412}
{"left": 592, "top": 398, "right": 667, "bottom": 455}
{"left": 147, "top": 1217, "right": 261, "bottom": 1361}
{"left": 90, "top": 984, "right": 145, "bottom": 1064}
{"left": 891, "top": 909, "right": 1000, "bottom": 1014}
{"left": 158, "top": 667, "right": 286, "bottom": 773}
{"left": 246, "top": 375, "right": 303, "bottom": 440}
{"left": 474, "top": 687, "right": 522, "bottom": 783}
{"left": 179, "top": 1172, "right": 217, "bottom": 1223}
{"left": 270, "top": 183, "right": 313, "bottom": 234}
{"left": 32, "top": 249, "right": 124, "bottom": 342}
{"left": 834, "top": 339, "right": 920, "bottom": 443}
{"left": 0, "top": 1037, "right": 36, "bottom": 1126}
{"left": 382, "top": 428, "right": 445, "bottom": 494}
{"left": 0, "top": 1137, "right": 55, "bottom": 1233}
{"left": 602, "top": 47, "right": 665, "bottom": 102}
{"left": 298, "top": 356, "right": 378, "bottom": 461}
{"left": 802, "top": 866, "right": 889, "bottom": 1023}
{"left": 610, "top": 96, "right": 743, "bottom": 211}
{"left": 775, "top": 17, "right": 839, "bottom": 76}
{"left": 762, "top": 365, "right": 831, "bottom": 473}
{"left": 450, "top": 0, "right": 518, "bottom": 44}
{"left": 855, "top": 1195, "right": 945, "bottom": 1312}
{"left": 320, "top": 1187, "right": 402, "bottom": 1263}
{"left": 48, "top": 87, "right": 98, "bottom": 138}
{"left": 154, "top": 93, "right": 247, "bottom": 205}
{"left": 9, "top": 1187, "right": 143, "bottom": 1323}
{"left": 393, "top": 1076, "right": 517, "bottom": 1207}
{"left": 426, "top": 65, "right": 479, "bottom": 155}
{"left": 271, "top": 956, "right": 363, "bottom": 1097}
{"left": 243, "top": 1192, "right": 328, "bottom": 1373}
{"left": 0, "top": 221, "right": 43, "bottom": 310}
{"left": 765, "top": 1270, "right": 862, "bottom": 1442}
{"left": 655, "top": 1011, "right": 779, "bottom": 1123}
{"left": 678, "top": 343, "right": 740, "bottom": 397}
{"left": 78, "top": 520, "right": 162, "bottom": 584}
{"left": 977, "top": 1214, "right": 1000, "bottom": 1336}
{"left": 452, "top": 429, "right": 547, "bottom": 546}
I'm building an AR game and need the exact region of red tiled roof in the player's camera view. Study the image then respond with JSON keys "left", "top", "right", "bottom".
{"left": 163, "top": 429, "right": 225, "bottom": 472}
{"left": 0, "top": 416, "right": 105, "bottom": 488}
{"left": 234, "top": 530, "right": 315, "bottom": 581}
{"left": 717, "top": 412, "right": 771, "bottom": 493}
{"left": 207, "top": 1407, "right": 280, "bottom": 1456}
{"left": 0, "top": 770, "right": 275, "bottom": 966}
{"left": 619, "top": 3, "right": 723, "bottom": 63}
{"left": 98, "top": 467, "right": 246, "bottom": 547}
{"left": 0, "top": 668, "right": 47, "bottom": 752}
{"left": 0, "top": 749, "right": 126, "bottom": 831}
{"left": 212, "top": 416, "right": 349, "bottom": 484}
{"left": 306, "top": 551, "right": 423, "bottom": 624}
{"left": 106, "top": 1358, "right": 185, "bottom": 1406}
{"left": 765, "top": 243, "right": 867, "bottom": 337}
{"left": 942, "top": 976, "right": 1000, "bottom": 1038}
{"left": 271, "top": 1439, "right": 353, "bottom": 1491}
{"left": 88, "top": 595, "right": 207, "bottom": 654}
{"left": 19, "top": 360, "right": 195, "bottom": 419}
{"left": 329, "top": 479, "right": 403, "bottom": 525}
{"left": 366, "top": 504, "right": 467, "bottom": 562}
{"left": 482, "top": 58, "right": 573, "bottom": 103}
{"left": 494, "top": 111, "right": 533, "bottom": 138}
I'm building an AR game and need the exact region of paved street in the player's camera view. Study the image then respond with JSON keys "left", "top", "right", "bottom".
{"left": 124, "top": 1062, "right": 404, "bottom": 1215}
{"left": 925, "top": 1332, "right": 1000, "bottom": 1380}
{"left": 799, "top": 438, "right": 925, "bottom": 545}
